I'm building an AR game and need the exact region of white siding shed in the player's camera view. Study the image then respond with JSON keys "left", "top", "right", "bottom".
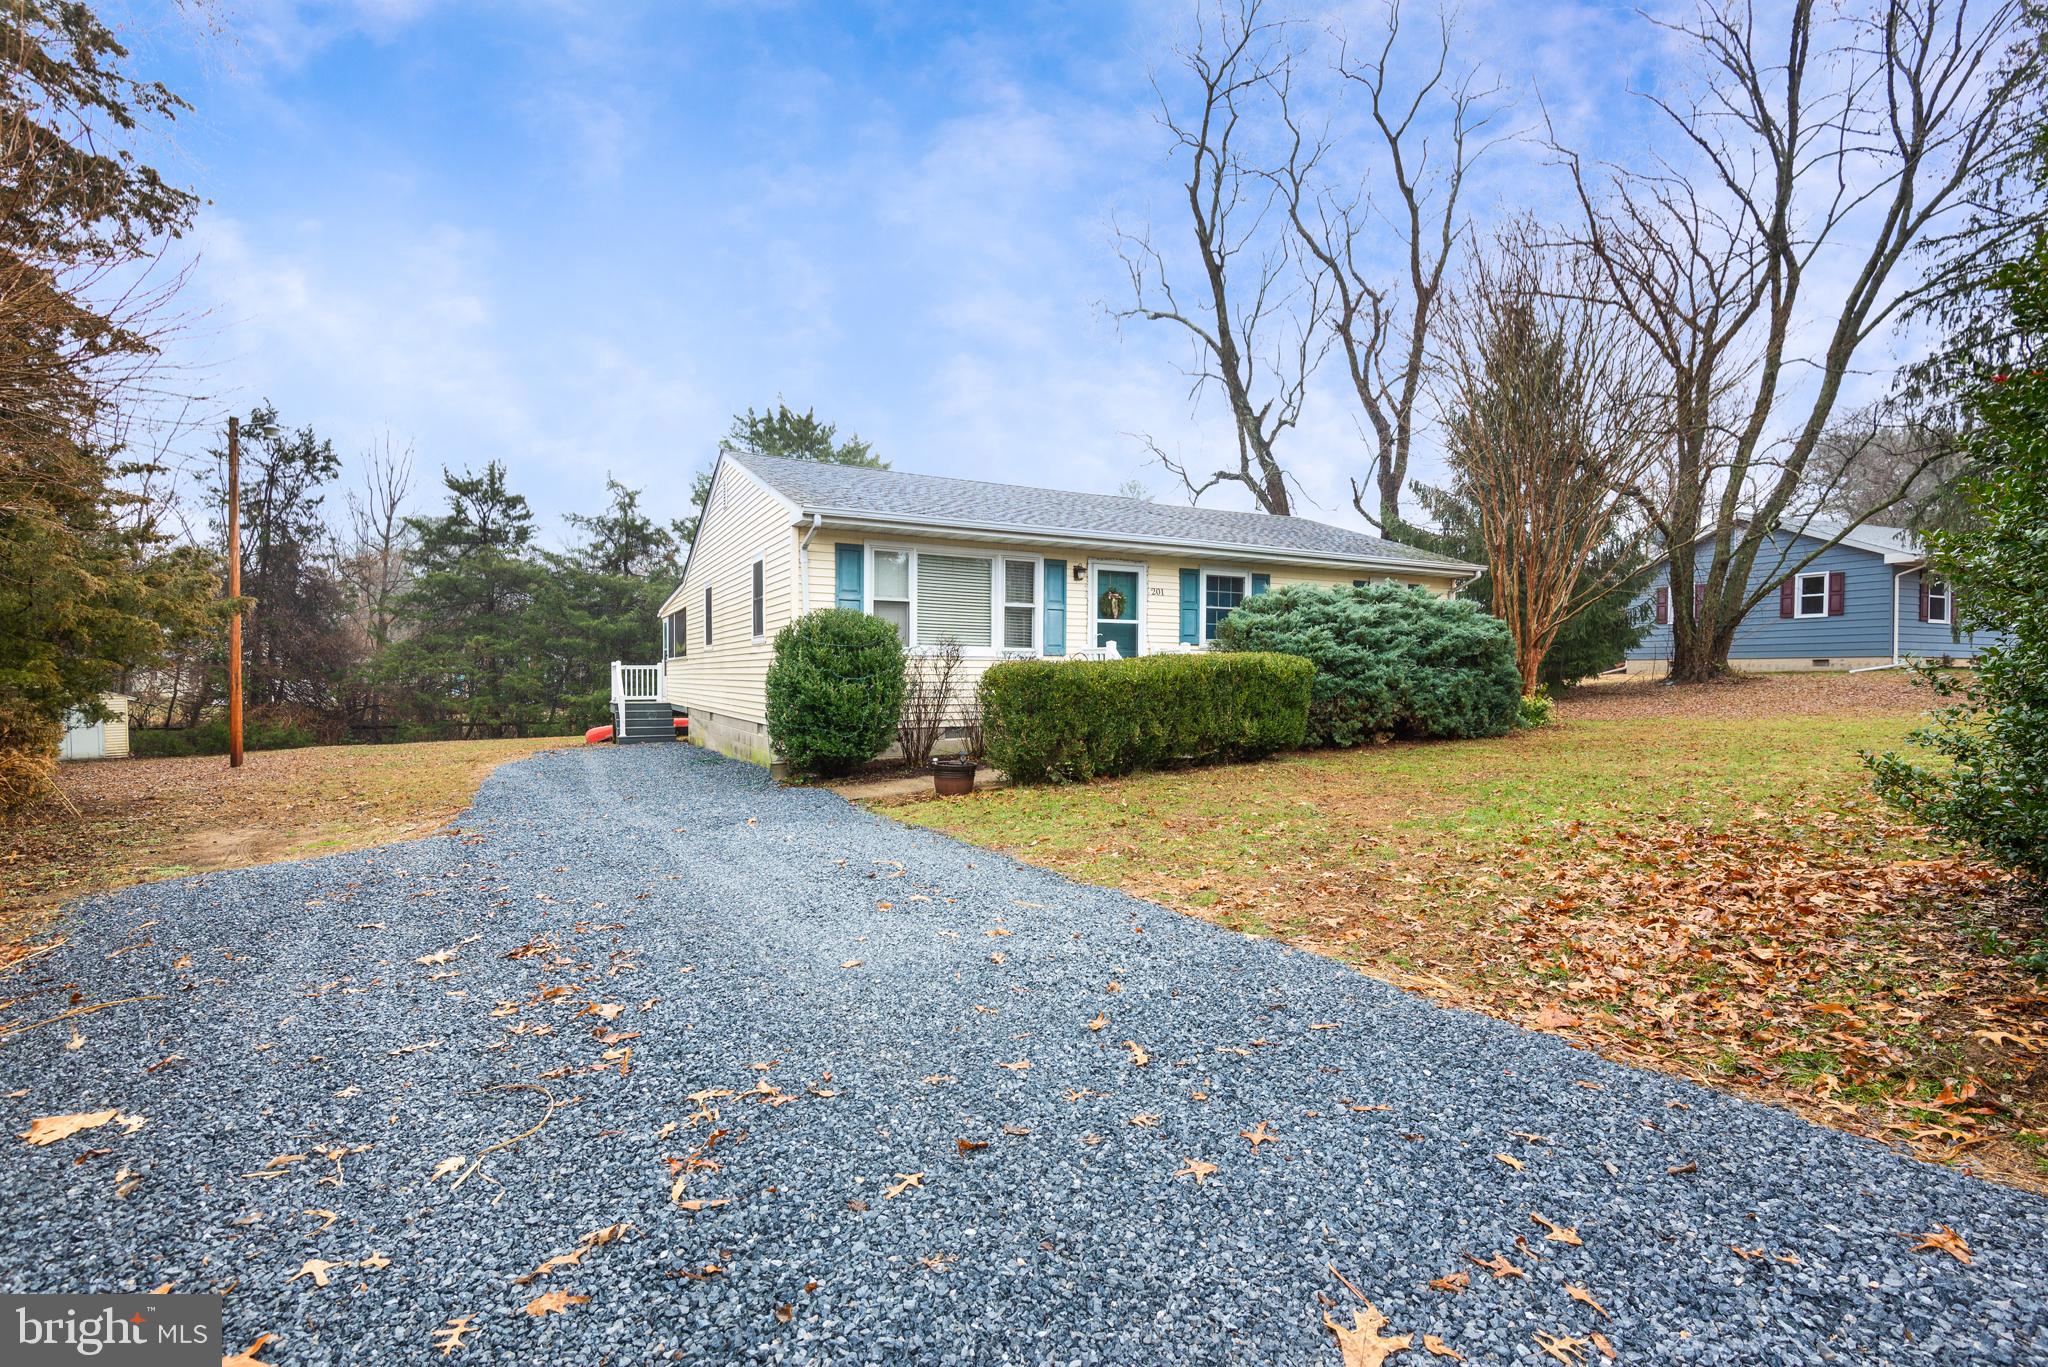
{"left": 58, "top": 694, "right": 131, "bottom": 761}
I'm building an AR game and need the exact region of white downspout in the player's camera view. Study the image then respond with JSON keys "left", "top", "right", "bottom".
{"left": 1852, "top": 565, "right": 1914, "bottom": 673}
{"left": 797, "top": 512, "right": 823, "bottom": 616}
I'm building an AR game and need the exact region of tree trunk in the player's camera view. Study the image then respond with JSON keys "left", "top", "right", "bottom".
{"left": 1668, "top": 621, "right": 1727, "bottom": 683}
{"left": 1516, "top": 640, "right": 1545, "bottom": 697}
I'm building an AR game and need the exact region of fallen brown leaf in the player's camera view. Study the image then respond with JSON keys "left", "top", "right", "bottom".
{"left": 1323, "top": 1302, "right": 1412, "bottom": 1367}
{"left": 1566, "top": 1283, "right": 1611, "bottom": 1319}
{"left": 1174, "top": 1157, "right": 1219, "bottom": 1184}
{"left": 19, "top": 1110, "right": 136, "bottom": 1146}
{"left": 431, "top": 1315, "right": 476, "bottom": 1357}
{"left": 288, "top": 1258, "right": 349, "bottom": 1288}
{"left": 1467, "top": 1252, "right": 1525, "bottom": 1280}
{"left": 1423, "top": 1335, "right": 1464, "bottom": 1362}
{"left": 523, "top": 1290, "right": 590, "bottom": 1317}
{"left": 221, "top": 1333, "right": 276, "bottom": 1367}
{"left": 1534, "top": 1331, "right": 1590, "bottom": 1365}
{"left": 1907, "top": 1225, "right": 1972, "bottom": 1264}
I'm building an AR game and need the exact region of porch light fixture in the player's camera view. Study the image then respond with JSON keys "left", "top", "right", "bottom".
{"left": 1072, "top": 563, "right": 1087, "bottom": 581}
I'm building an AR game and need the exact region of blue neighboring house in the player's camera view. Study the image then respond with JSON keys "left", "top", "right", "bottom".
{"left": 1625, "top": 520, "right": 2002, "bottom": 676}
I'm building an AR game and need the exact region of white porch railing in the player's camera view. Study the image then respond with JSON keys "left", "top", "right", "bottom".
{"left": 611, "top": 661, "right": 662, "bottom": 703}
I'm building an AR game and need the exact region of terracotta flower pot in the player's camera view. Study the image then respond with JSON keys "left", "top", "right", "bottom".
{"left": 932, "top": 758, "right": 977, "bottom": 797}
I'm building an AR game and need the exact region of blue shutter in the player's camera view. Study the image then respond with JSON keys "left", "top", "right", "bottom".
{"left": 1042, "top": 560, "right": 1066, "bottom": 655}
{"left": 1178, "top": 568, "right": 1200, "bottom": 644}
{"left": 834, "top": 543, "right": 864, "bottom": 612}
{"left": 1250, "top": 573, "right": 1271, "bottom": 596}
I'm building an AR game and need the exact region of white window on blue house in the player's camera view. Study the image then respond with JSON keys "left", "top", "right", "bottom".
{"left": 1927, "top": 578, "right": 1951, "bottom": 624}
{"left": 1202, "top": 569, "right": 1248, "bottom": 641}
{"left": 1795, "top": 572, "right": 1829, "bottom": 618}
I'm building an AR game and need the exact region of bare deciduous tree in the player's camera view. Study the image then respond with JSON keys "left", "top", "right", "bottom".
{"left": 338, "top": 435, "right": 415, "bottom": 652}
{"left": 1276, "top": 1, "right": 1507, "bottom": 530}
{"left": 1556, "top": 0, "right": 2032, "bottom": 682}
{"left": 1432, "top": 224, "right": 1664, "bottom": 695}
{"left": 1117, "top": 0, "right": 1328, "bottom": 515}
{"left": 1801, "top": 412, "right": 1973, "bottom": 531}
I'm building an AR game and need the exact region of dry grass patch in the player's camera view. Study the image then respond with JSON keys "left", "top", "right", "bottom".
{"left": 892, "top": 688, "right": 2048, "bottom": 1192}
{"left": 1, "top": 737, "right": 575, "bottom": 955}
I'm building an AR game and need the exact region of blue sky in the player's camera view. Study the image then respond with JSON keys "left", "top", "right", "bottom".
{"left": 128, "top": 0, "right": 1665, "bottom": 546}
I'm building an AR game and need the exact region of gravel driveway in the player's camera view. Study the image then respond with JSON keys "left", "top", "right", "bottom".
{"left": 4, "top": 744, "right": 2044, "bottom": 1365}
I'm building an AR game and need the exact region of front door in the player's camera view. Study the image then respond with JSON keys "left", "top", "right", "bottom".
{"left": 1093, "top": 566, "right": 1140, "bottom": 658}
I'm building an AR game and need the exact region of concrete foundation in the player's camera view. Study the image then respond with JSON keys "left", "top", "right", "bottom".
{"left": 684, "top": 706, "right": 777, "bottom": 769}
{"left": 1621, "top": 656, "right": 1895, "bottom": 679}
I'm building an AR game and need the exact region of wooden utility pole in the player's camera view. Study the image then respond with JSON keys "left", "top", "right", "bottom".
{"left": 226, "top": 414, "right": 244, "bottom": 769}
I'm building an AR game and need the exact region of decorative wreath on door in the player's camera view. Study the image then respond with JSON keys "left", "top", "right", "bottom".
{"left": 1098, "top": 587, "right": 1127, "bottom": 620}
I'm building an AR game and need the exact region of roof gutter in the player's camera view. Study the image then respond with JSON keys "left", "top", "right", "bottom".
{"left": 788, "top": 508, "right": 1482, "bottom": 578}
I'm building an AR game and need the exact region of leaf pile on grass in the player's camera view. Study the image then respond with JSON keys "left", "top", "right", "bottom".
{"left": 1556, "top": 670, "right": 1931, "bottom": 722}
{"left": 1389, "top": 808, "right": 2046, "bottom": 1185}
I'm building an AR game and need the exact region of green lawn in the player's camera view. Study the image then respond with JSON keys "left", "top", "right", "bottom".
{"left": 892, "top": 707, "right": 2048, "bottom": 1191}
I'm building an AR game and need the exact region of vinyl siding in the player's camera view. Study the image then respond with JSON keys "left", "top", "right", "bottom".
{"left": 660, "top": 463, "right": 799, "bottom": 726}
{"left": 1625, "top": 531, "right": 2003, "bottom": 664}
{"left": 803, "top": 534, "right": 1462, "bottom": 724}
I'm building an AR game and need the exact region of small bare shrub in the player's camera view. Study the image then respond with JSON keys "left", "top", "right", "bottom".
{"left": 898, "top": 642, "right": 963, "bottom": 768}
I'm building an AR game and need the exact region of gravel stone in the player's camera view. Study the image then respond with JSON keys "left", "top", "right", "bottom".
{"left": 2, "top": 744, "right": 2043, "bottom": 1365}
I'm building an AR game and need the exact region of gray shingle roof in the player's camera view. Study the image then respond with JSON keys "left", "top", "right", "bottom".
{"left": 728, "top": 452, "right": 1478, "bottom": 572}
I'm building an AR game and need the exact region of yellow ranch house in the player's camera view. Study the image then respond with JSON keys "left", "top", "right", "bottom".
{"left": 648, "top": 452, "right": 1481, "bottom": 767}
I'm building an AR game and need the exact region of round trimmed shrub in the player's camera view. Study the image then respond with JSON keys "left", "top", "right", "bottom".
{"left": 1212, "top": 583, "right": 1519, "bottom": 743}
{"left": 764, "top": 609, "right": 906, "bottom": 778}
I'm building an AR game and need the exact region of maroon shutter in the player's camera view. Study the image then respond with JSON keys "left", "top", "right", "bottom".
{"left": 1919, "top": 580, "right": 1930, "bottom": 622}
{"left": 1827, "top": 571, "right": 1846, "bottom": 616}
{"left": 1779, "top": 579, "right": 1795, "bottom": 618}
{"left": 1655, "top": 586, "right": 1668, "bottom": 625}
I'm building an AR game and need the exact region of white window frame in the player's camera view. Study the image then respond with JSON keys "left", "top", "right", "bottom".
{"left": 863, "top": 543, "right": 1016, "bottom": 657}
{"left": 1926, "top": 577, "right": 1951, "bottom": 625}
{"left": 1090, "top": 560, "right": 1147, "bottom": 658}
{"left": 1199, "top": 565, "right": 1252, "bottom": 643}
{"left": 864, "top": 542, "right": 917, "bottom": 649}
{"left": 1794, "top": 571, "right": 1829, "bottom": 619}
{"left": 997, "top": 553, "right": 1043, "bottom": 654}
{"left": 749, "top": 556, "right": 766, "bottom": 642}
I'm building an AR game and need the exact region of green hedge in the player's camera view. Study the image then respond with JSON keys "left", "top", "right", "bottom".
{"left": 131, "top": 716, "right": 320, "bottom": 758}
{"left": 1212, "top": 583, "right": 1520, "bottom": 744}
{"left": 978, "top": 651, "right": 1311, "bottom": 783}
{"left": 765, "top": 609, "right": 907, "bottom": 778}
